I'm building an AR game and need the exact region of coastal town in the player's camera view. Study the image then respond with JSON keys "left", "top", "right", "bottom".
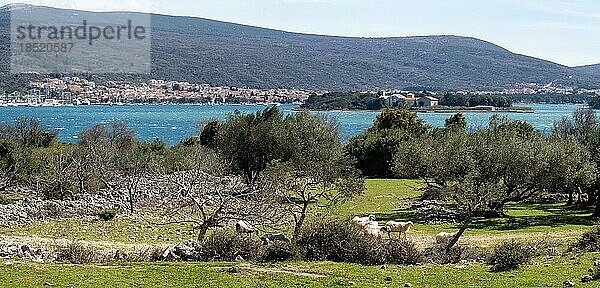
{"left": 0, "top": 77, "right": 312, "bottom": 107}
{"left": 0, "top": 77, "right": 599, "bottom": 108}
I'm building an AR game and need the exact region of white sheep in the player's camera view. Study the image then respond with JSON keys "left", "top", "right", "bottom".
{"left": 235, "top": 220, "right": 256, "bottom": 236}
{"left": 435, "top": 232, "right": 457, "bottom": 244}
{"left": 352, "top": 215, "right": 376, "bottom": 226}
{"left": 382, "top": 221, "right": 414, "bottom": 239}
{"left": 366, "top": 226, "right": 385, "bottom": 239}
{"left": 361, "top": 220, "right": 384, "bottom": 240}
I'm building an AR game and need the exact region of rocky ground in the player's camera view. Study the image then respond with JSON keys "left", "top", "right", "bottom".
{"left": 410, "top": 200, "right": 458, "bottom": 224}
{"left": 0, "top": 171, "right": 240, "bottom": 226}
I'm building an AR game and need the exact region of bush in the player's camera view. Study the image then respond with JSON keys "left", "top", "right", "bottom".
{"left": 424, "top": 244, "right": 486, "bottom": 265}
{"left": 382, "top": 239, "right": 423, "bottom": 265}
{"left": 42, "top": 180, "right": 76, "bottom": 200}
{"left": 296, "top": 219, "right": 385, "bottom": 265}
{"left": 124, "top": 246, "right": 164, "bottom": 262}
{"left": 257, "top": 241, "right": 299, "bottom": 263}
{"left": 527, "top": 239, "right": 561, "bottom": 257}
{"left": 570, "top": 227, "right": 600, "bottom": 252}
{"left": 55, "top": 242, "right": 103, "bottom": 264}
{"left": 0, "top": 194, "right": 15, "bottom": 205}
{"left": 486, "top": 240, "right": 535, "bottom": 272}
{"left": 44, "top": 202, "right": 63, "bottom": 218}
{"left": 199, "top": 230, "right": 261, "bottom": 262}
{"left": 97, "top": 209, "right": 117, "bottom": 221}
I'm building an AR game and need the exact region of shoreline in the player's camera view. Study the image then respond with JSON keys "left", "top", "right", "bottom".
{"left": 293, "top": 106, "right": 536, "bottom": 113}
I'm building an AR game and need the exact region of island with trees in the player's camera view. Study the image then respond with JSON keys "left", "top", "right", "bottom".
{"left": 302, "top": 91, "right": 534, "bottom": 113}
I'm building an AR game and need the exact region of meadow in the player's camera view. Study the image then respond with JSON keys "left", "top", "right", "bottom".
{"left": 1, "top": 179, "right": 598, "bottom": 287}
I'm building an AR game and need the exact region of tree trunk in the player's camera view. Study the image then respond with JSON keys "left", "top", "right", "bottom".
{"left": 79, "top": 178, "right": 85, "bottom": 194}
{"left": 197, "top": 223, "right": 210, "bottom": 242}
{"left": 588, "top": 190, "right": 597, "bottom": 207}
{"left": 593, "top": 195, "right": 600, "bottom": 218}
{"left": 293, "top": 202, "right": 310, "bottom": 240}
{"left": 445, "top": 217, "right": 472, "bottom": 252}
{"left": 488, "top": 201, "right": 508, "bottom": 217}
{"left": 567, "top": 191, "right": 574, "bottom": 206}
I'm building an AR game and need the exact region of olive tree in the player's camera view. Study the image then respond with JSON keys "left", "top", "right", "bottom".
{"left": 346, "top": 109, "right": 430, "bottom": 178}
{"left": 261, "top": 112, "right": 364, "bottom": 239}
{"left": 395, "top": 115, "right": 596, "bottom": 225}
{"left": 209, "top": 107, "right": 286, "bottom": 184}
{"left": 394, "top": 128, "right": 503, "bottom": 250}
{"left": 553, "top": 109, "right": 600, "bottom": 215}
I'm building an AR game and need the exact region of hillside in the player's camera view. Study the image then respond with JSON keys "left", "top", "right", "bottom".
{"left": 0, "top": 4, "right": 598, "bottom": 91}
{"left": 574, "top": 64, "right": 600, "bottom": 77}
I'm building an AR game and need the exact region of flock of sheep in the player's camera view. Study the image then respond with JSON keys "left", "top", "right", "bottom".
{"left": 352, "top": 215, "right": 413, "bottom": 239}
{"left": 235, "top": 216, "right": 457, "bottom": 245}
{"left": 352, "top": 215, "right": 457, "bottom": 244}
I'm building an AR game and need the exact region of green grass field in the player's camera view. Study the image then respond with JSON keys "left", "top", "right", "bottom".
{"left": 1, "top": 179, "right": 599, "bottom": 287}
{"left": 2, "top": 254, "right": 600, "bottom": 288}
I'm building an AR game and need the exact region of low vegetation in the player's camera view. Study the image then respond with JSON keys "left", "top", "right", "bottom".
{"left": 570, "top": 226, "right": 600, "bottom": 252}
{"left": 486, "top": 240, "right": 535, "bottom": 272}
{"left": 96, "top": 209, "right": 117, "bottom": 221}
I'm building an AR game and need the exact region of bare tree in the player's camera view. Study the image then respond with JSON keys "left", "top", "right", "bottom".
{"left": 114, "top": 145, "right": 157, "bottom": 213}
{"left": 78, "top": 122, "right": 158, "bottom": 213}
{"left": 160, "top": 147, "right": 287, "bottom": 241}
{"left": 0, "top": 141, "right": 15, "bottom": 191}
{"left": 31, "top": 146, "right": 78, "bottom": 199}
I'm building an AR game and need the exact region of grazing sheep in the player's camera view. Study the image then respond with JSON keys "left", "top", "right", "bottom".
{"left": 352, "top": 215, "right": 376, "bottom": 226}
{"left": 360, "top": 220, "right": 384, "bottom": 240}
{"left": 260, "top": 232, "right": 290, "bottom": 245}
{"left": 382, "top": 221, "right": 414, "bottom": 239}
{"left": 435, "top": 232, "right": 457, "bottom": 244}
{"left": 366, "top": 226, "right": 385, "bottom": 240}
{"left": 235, "top": 220, "right": 256, "bottom": 236}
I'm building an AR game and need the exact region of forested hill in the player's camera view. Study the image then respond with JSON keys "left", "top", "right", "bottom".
{"left": 0, "top": 4, "right": 599, "bottom": 91}
{"left": 574, "top": 64, "right": 600, "bottom": 77}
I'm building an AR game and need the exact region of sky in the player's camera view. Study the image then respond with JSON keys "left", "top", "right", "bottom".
{"left": 3, "top": 0, "right": 600, "bottom": 67}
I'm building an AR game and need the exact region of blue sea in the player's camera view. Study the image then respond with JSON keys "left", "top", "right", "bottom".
{"left": 0, "top": 104, "right": 587, "bottom": 145}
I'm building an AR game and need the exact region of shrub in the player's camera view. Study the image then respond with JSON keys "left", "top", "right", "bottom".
{"left": 44, "top": 202, "right": 63, "bottom": 218}
{"left": 97, "top": 209, "right": 117, "bottom": 221}
{"left": 382, "top": 239, "right": 423, "bottom": 265}
{"left": 199, "top": 230, "right": 261, "bottom": 262}
{"left": 42, "top": 180, "right": 76, "bottom": 200}
{"left": 528, "top": 239, "right": 561, "bottom": 257}
{"left": 124, "top": 246, "right": 164, "bottom": 262}
{"left": 570, "top": 227, "right": 600, "bottom": 253}
{"left": 424, "top": 244, "right": 486, "bottom": 265}
{"left": 296, "top": 218, "right": 385, "bottom": 265}
{"left": 486, "top": 240, "right": 535, "bottom": 272}
{"left": 55, "top": 242, "right": 103, "bottom": 264}
{"left": 0, "top": 194, "right": 15, "bottom": 205}
{"left": 257, "top": 241, "right": 299, "bottom": 263}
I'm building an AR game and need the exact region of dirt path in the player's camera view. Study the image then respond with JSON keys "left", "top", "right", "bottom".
{"left": 404, "top": 229, "right": 584, "bottom": 248}
{"left": 1, "top": 228, "right": 585, "bottom": 253}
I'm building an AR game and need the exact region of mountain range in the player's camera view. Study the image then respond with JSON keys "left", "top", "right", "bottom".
{"left": 0, "top": 4, "right": 598, "bottom": 92}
